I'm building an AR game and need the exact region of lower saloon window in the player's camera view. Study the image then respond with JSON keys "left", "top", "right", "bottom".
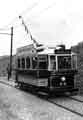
{"left": 17, "top": 59, "right": 20, "bottom": 68}
{"left": 38, "top": 55, "right": 48, "bottom": 70}
{"left": 22, "top": 58, "right": 25, "bottom": 68}
{"left": 26, "top": 57, "right": 30, "bottom": 68}
{"left": 39, "top": 61, "right": 47, "bottom": 69}
{"left": 50, "top": 56, "right": 56, "bottom": 70}
{"left": 32, "top": 57, "right": 37, "bottom": 69}
{"left": 38, "top": 61, "right": 48, "bottom": 78}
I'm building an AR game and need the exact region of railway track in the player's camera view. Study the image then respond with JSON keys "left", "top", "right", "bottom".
{"left": 69, "top": 95, "right": 83, "bottom": 103}
{"left": 67, "top": 95, "right": 83, "bottom": 103}
{"left": 0, "top": 80, "right": 83, "bottom": 117}
{"left": 47, "top": 96, "right": 83, "bottom": 117}
{"left": 34, "top": 91, "right": 83, "bottom": 117}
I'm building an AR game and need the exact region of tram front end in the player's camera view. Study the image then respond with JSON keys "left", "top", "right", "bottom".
{"left": 48, "top": 49, "right": 78, "bottom": 94}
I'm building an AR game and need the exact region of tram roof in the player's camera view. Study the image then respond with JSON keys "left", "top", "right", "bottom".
{"left": 16, "top": 44, "right": 76, "bottom": 56}
{"left": 37, "top": 48, "right": 54, "bottom": 55}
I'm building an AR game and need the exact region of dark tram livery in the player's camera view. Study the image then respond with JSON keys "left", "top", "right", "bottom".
{"left": 15, "top": 44, "right": 78, "bottom": 95}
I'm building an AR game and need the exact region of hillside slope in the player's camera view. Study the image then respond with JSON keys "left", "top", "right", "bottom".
{"left": 72, "top": 42, "right": 83, "bottom": 94}
{"left": 0, "top": 55, "right": 15, "bottom": 76}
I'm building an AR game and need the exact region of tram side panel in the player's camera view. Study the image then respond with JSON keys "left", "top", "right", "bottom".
{"left": 16, "top": 70, "right": 37, "bottom": 86}
{"left": 16, "top": 69, "right": 49, "bottom": 92}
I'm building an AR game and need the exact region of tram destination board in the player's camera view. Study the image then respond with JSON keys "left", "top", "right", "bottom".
{"left": 54, "top": 49, "right": 71, "bottom": 54}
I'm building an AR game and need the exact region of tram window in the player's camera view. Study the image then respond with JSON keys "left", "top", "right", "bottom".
{"left": 38, "top": 55, "right": 48, "bottom": 69}
{"left": 50, "top": 56, "right": 56, "bottom": 70}
{"left": 39, "top": 61, "right": 47, "bottom": 69}
{"left": 26, "top": 57, "right": 30, "bottom": 68}
{"left": 72, "top": 55, "right": 77, "bottom": 69}
{"left": 32, "top": 57, "right": 37, "bottom": 69}
{"left": 58, "top": 56, "right": 71, "bottom": 69}
{"left": 22, "top": 58, "right": 25, "bottom": 69}
{"left": 17, "top": 58, "right": 20, "bottom": 68}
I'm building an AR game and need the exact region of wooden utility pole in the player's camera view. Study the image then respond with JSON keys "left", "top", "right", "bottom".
{"left": 10, "top": 27, "right": 13, "bottom": 77}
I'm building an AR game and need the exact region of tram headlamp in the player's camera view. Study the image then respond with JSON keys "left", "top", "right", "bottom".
{"left": 60, "top": 82, "right": 63, "bottom": 86}
{"left": 61, "top": 76, "right": 66, "bottom": 81}
{"left": 64, "top": 82, "right": 67, "bottom": 86}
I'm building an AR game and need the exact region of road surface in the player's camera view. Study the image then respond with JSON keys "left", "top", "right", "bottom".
{"left": 0, "top": 77, "right": 82, "bottom": 120}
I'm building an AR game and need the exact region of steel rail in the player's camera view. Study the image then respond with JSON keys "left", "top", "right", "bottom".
{"left": 0, "top": 80, "right": 83, "bottom": 117}
{"left": 66, "top": 95, "right": 83, "bottom": 103}
{"left": 48, "top": 99, "right": 83, "bottom": 117}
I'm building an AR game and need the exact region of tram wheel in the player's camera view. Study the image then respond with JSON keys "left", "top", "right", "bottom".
{"left": 18, "top": 83, "right": 23, "bottom": 89}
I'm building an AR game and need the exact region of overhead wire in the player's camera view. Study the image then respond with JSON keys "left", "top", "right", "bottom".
{"left": 0, "top": 0, "right": 41, "bottom": 31}
{"left": 11, "top": 1, "right": 56, "bottom": 30}
{"left": 18, "top": 1, "right": 56, "bottom": 46}
{"left": 0, "top": 1, "right": 56, "bottom": 31}
{"left": 0, "top": 1, "right": 56, "bottom": 37}
{"left": 13, "top": 1, "right": 56, "bottom": 30}
{"left": 28, "top": 1, "right": 56, "bottom": 20}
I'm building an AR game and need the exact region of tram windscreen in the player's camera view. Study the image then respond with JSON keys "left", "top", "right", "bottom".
{"left": 58, "top": 56, "right": 71, "bottom": 69}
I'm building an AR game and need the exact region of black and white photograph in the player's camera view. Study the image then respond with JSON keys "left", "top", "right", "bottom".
{"left": 0, "top": 0, "right": 83, "bottom": 119}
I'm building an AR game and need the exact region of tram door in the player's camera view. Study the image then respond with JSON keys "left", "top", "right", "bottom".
{"left": 48, "top": 55, "right": 56, "bottom": 71}
{"left": 37, "top": 55, "right": 48, "bottom": 78}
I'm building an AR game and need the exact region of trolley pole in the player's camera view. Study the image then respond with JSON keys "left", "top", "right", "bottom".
{"left": 10, "top": 26, "right": 13, "bottom": 78}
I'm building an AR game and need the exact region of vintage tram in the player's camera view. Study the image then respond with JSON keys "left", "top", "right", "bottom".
{"left": 15, "top": 44, "right": 78, "bottom": 95}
